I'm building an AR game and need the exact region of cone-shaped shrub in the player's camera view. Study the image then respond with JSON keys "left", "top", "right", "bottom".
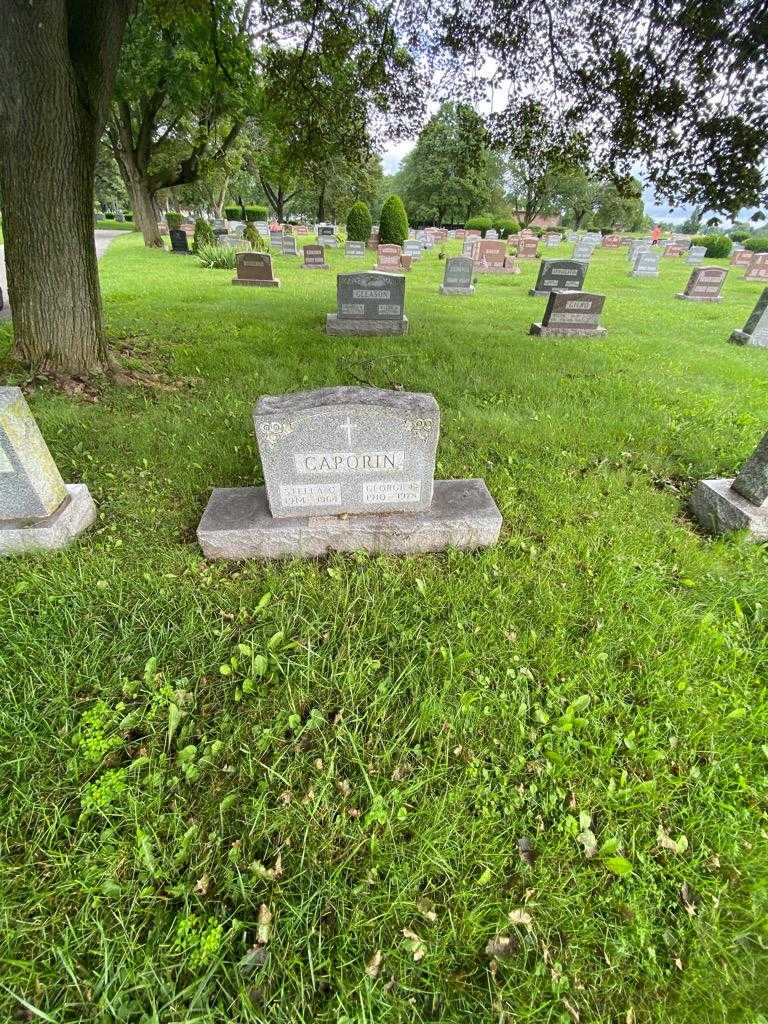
{"left": 379, "top": 195, "right": 409, "bottom": 246}
{"left": 346, "top": 201, "right": 373, "bottom": 242}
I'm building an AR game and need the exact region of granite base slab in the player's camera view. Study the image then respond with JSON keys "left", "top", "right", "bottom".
{"left": 630, "top": 271, "right": 659, "bottom": 278}
{"left": 197, "top": 479, "right": 502, "bottom": 560}
{"left": 690, "top": 478, "right": 768, "bottom": 539}
{"left": 439, "top": 286, "right": 475, "bottom": 295}
{"left": 474, "top": 267, "right": 519, "bottom": 275}
{"left": 326, "top": 314, "right": 409, "bottom": 336}
{"left": 232, "top": 278, "right": 281, "bottom": 287}
{"left": 0, "top": 484, "right": 96, "bottom": 555}
{"left": 529, "top": 289, "right": 573, "bottom": 297}
{"left": 729, "top": 329, "right": 768, "bottom": 347}
{"left": 676, "top": 293, "right": 722, "bottom": 302}
{"left": 304, "top": 264, "right": 330, "bottom": 270}
{"left": 530, "top": 323, "right": 606, "bottom": 338}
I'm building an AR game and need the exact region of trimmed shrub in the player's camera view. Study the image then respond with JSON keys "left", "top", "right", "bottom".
{"left": 745, "top": 235, "right": 768, "bottom": 253}
{"left": 193, "top": 218, "right": 215, "bottom": 252}
{"left": 692, "top": 234, "right": 732, "bottom": 258}
{"left": 346, "top": 201, "right": 373, "bottom": 242}
{"left": 379, "top": 195, "right": 409, "bottom": 245}
{"left": 224, "top": 204, "right": 268, "bottom": 222}
{"left": 729, "top": 229, "right": 750, "bottom": 242}
{"left": 195, "top": 244, "right": 237, "bottom": 269}
{"left": 493, "top": 217, "right": 520, "bottom": 239}
{"left": 465, "top": 214, "right": 493, "bottom": 235}
{"left": 244, "top": 224, "right": 267, "bottom": 251}
{"left": 166, "top": 212, "right": 182, "bottom": 231}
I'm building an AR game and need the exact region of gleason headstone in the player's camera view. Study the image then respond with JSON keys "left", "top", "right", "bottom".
{"left": 303, "top": 244, "right": 329, "bottom": 270}
{"left": 169, "top": 229, "right": 191, "bottom": 254}
{"left": 0, "top": 387, "right": 97, "bottom": 554}
{"left": 630, "top": 250, "right": 661, "bottom": 278}
{"left": 745, "top": 253, "right": 768, "bottom": 283}
{"left": 440, "top": 256, "right": 474, "bottom": 295}
{"left": 281, "top": 235, "right": 297, "bottom": 256}
{"left": 197, "top": 386, "right": 502, "bottom": 559}
{"left": 691, "top": 429, "right": 768, "bottom": 540}
{"left": 729, "top": 288, "right": 768, "bottom": 347}
{"left": 530, "top": 290, "right": 607, "bottom": 338}
{"left": 686, "top": 245, "right": 707, "bottom": 265}
{"left": 232, "top": 251, "right": 280, "bottom": 287}
{"left": 326, "top": 272, "right": 408, "bottom": 336}
{"left": 530, "top": 259, "right": 587, "bottom": 297}
{"left": 375, "top": 244, "right": 403, "bottom": 272}
{"left": 676, "top": 266, "right": 727, "bottom": 302}
{"left": 345, "top": 240, "right": 365, "bottom": 257}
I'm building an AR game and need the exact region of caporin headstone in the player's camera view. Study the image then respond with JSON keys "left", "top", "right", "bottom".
{"left": 530, "top": 291, "right": 606, "bottom": 338}
{"left": 232, "top": 251, "right": 280, "bottom": 287}
{"left": 440, "top": 256, "right": 474, "bottom": 295}
{"left": 676, "top": 266, "right": 727, "bottom": 302}
{"left": 530, "top": 259, "right": 587, "bottom": 296}
{"left": 729, "top": 289, "right": 768, "bottom": 347}
{"left": 0, "top": 387, "right": 96, "bottom": 554}
{"left": 197, "top": 386, "right": 502, "bottom": 559}
{"left": 691, "top": 429, "right": 768, "bottom": 540}
{"left": 326, "top": 272, "right": 408, "bottom": 336}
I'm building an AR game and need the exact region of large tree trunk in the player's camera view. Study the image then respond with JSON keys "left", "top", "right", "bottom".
{"left": 213, "top": 179, "right": 229, "bottom": 218}
{"left": 110, "top": 128, "right": 163, "bottom": 247}
{"left": 316, "top": 182, "right": 326, "bottom": 223}
{"left": 0, "top": 0, "right": 131, "bottom": 374}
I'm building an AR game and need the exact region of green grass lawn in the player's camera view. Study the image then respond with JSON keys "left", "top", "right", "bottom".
{"left": 1, "top": 237, "right": 767, "bottom": 1024}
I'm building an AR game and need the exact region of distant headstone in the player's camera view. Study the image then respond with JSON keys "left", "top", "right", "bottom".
{"left": 729, "top": 288, "right": 768, "bottom": 347}
{"left": 115, "top": 212, "right": 125, "bottom": 222}
{"left": 232, "top": 251, "right": 280, "bottom": 287}
{"left": 731, "top": 249, "right": 754, "bottom": 268}
{"left": 485, "top": 229, "right": 499, "bottom": 240}
{"left": 573, "top": 241, "right": 594, "bottom": 261}
{"left": 628, "top": 240, "right": 650, "bottom": 263}
{"left": 745, "top": 253, "right": 768, "bottom": 283}
{"left": 466, "top": 229, "right": 482, "bottom": 239}
{"left": 676, "top": 266, "right": 727, "bottom": 302}
{"left": 345, "top": 240, "right": 365, "bottom": 257}
{"left": 197, "top": 386, "right": 502, "bottom": 559}
{"left": 295, "top": 225, "right": 309, "bottom": 236}
{"left": 602, "top": 235, "right": 621, "bottom": 248}
{"left": 213, "top": 219, "right": 228, "bottom": 235}
{"left": 686, "top": 245, "right": 707, "bottom": 264}
{"left": 517, "top": 236, "right": 539, "bottom": 259}
{"left": 462, "top": 238, "right": 477, "bottom": 258}
{"left": 403, "top": 240, "right": 422, "bottom": 260}
{"left": 169, "top": 229, "right": 191, "bottom": 254}
{"left": 303, "top": 244, "right": 329, "bottom": 270}
{"left": 530, "top": 259, "right": 587, "bottom": 296}
{"left": 530, "top": 290, "right": 607, "bottom": 338}
{"left": 317, "top": 224, "right": 338, "bottom": 248}
{"left": 440, "top": 256, "right": 475, "bottom": 295}
{"left": 269, "top": 230, "right": 283, "bottom": 248}
{"left": 630, "top": 250, "right": 661, "bottom": 277}
{"left": 691, "top": 428, "right": 768, "bottom": 539}
{"left": 375, "top": 244, "right": 403, "bottom": 272}
{"left": 326, "top": 271, "right": 408, "bottom": 335}
{"left": 544, "top": 233, "right": 562, "bottom": 247}
{"left": 0, "top": 387, "right": 96, "bottom": 554}
{"left": 566, "top": 231, "right": 579, "bottom": 242}
{"left": 474, "top": 240, "right": 519, "bottom": 274}
{"left": 281, "top": 235, "right": 298, "bottom": 256}
{"left": 255, "top": 221, "right": 269, "bottom": 236}
{"left": 664, "top": 244, "right": 684, "bottom": 257}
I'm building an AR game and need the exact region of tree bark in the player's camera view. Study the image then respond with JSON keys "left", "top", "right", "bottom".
{"left": 0, "top": 0, "right": 132, "bottom": 374}
{"left": 114, "top": 147, "right": 163, "bottom": 247}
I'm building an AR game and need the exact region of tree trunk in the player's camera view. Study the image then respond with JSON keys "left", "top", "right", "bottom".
{"left": 316, "top": 182, "right": 326, "bottom": 223}
{"left": 0, "top": 0, "right": 131, "bottom": 374}
{"left": 112, "top": 144, "right": 163, "bottom": 247}
{"left": 213, "top": 178, "right": 229, "bottom": 218}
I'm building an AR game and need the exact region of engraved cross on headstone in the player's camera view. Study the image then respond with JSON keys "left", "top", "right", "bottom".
{"left": 339, "top": 416, "right": 355, "bottom": 445}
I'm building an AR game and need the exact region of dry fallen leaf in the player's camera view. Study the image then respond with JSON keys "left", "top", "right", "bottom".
{"left": 658, "top": 827, "right": 689, "bottom": 854}
{"left": 257, "top": 903, "right": 272, "bottom": 945}
{"left": 562, "top": 997, "right": 580, "bottom": 1022}
{"left": 366, "top": 950, "right": 383, "bottom": 978}
{"left": 626, "top": 1008, "right": 636, "bottom": 1024}
{"left": 576, "top": 829, "right": 598, "bottom": 858}
{"left": 402, "top": 927, "right": 426, "bottom": 962}
{"left": 508, "top": 909, "right": 533, "bottom": 928}
{"left": 674, "top": 957, "right": 684, "bottom": 970}
{"left": 194, "top": 874, "right": 210, "bottom": 895}
{"left": 680, "top": 883, "right": 697, "bottom": 917}
{"left": 416, "top": 898, "right": 437, "bottom": 922}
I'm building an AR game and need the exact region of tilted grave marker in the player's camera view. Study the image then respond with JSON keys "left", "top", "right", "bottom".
{"left": 0, "top": 387, "right": 96, "bottom": 554}
{"left": 530, "top": 290, "right": 607, "bottom": 338}
{"left": 691, "top": 428, "right": 768, "bottom": 539}
{"left": 440, "top": 256, "right": 474, "bottom": 295}
{"left": 197, "top": 386, "right": 502, "bottom": 559}
{"left": 676, "top": 266, "right": 727, "bottom": 302}
{"left": 326, "top": 272, "right": 408, "bottom": 336}
{"left": 530, "top": 259, "right": 587, "bottom": 297}
{"left": 729, "top": 288, "right": 768, "bottom": 347}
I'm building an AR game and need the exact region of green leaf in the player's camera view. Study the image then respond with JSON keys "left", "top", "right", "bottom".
{"left": 252, "top": 654, "right": 268, "bottom": 676}
{"left": 604, "top": 856, "right": 633, "bottom": 877}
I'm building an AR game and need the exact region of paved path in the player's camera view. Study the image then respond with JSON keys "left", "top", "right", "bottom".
{"left": 0, "top": 229, "right": 125, "bottom": 321}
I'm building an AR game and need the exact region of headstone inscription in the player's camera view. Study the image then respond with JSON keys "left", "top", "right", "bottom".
{"left": 326, "top": 272, "right": 408, "bottom": 336}
{"left": 691, "top": 429, "right": 768, "bottom": 540}
{"left": 281, "top": 235, "right": 298, "bottom": 256}
{"left": 303, "top": 245, "right": 329, "bottom": 270}
{"left": 169, "top": 229, "right": 191, "bottom": 254}
{"left": 232, "top": 251, "right": 280, "bottom": 287}
{"left": 630, "top": 250, "right": 661, "bottom": 278}
{"left": 473, "top": 241, "right": 519, "bottom": 274}
{"left": 729, "top": 289, "right": 768, "bottom": 347}
{"left": 375, "top": 244, "right": 403, "bottom": 272}
{"left": 664, "top": 244, "right": 684, "bottom": 257}
{"left": 530, "top": 291, "right": 607, "bottom": 338}
{"left": 0, "top": 387, "right": 97, "bottom": 554}
{"left": 516, "top": 236, "right": 539, "bottom": 259}
{"left": 686, "top": 245, "right": 707, "bottom": 264}
{"left": 439, "top": 256, "right": 475, "bottom": 295}
{"left": 676, "top": 266, "right": 727, "bottom": 302}
{"left": 196, "top": 386, "right": 502, "bottom": 559}
{"left": 403, "top": 240, "right": 422, "bottom": 261}
{"left": 345, "top": 240, "right": 365, "bottom": 257}
{"left": 530, "top": 259, "right": 587, "bottom": 297}
{"left": 731, "top": 249, "right": 754, "bottom": 268}
{"left": 745, "top": 253, "right": 768, "bottom": 283}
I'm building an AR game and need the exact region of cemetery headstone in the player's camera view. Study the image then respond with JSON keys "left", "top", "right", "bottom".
{"left": 232, "top": 251, "right": 280, "bottom": 287}
{"left": 691, "top": 429, "right": 768, "bottom": 539}
{"left": 686, "top": 245, "right": 707, "bottom": 264}
{"left": 462, "top": 238, "right": 478, "bottom": 258}
{"left": 573, "top": 241, "right": 594, "bottom": 261}
{"left": 255, "top": 221, "right": 270, "bottom": 237}
{"left": 628, "top": 240, "right": 650, "bottom": 263}
{"left": 0, "top": 387, "right": 97, "bottom": 554}
{"left": 303, "top": 245, "right": 329, "bottom": 270}
{"left": 439, "top": 256, "right": 475, "bottom": 295}
{"left": 403, "top": 240, "right": 422, "bottom": 261}
{"left": 676, "top": 266, "right": 727, "bottom": 302}
{"left": 317, "top": 224, "right": 338, "bottom": 248}
{"left": 281, "top": 235, "right": 298, "bottom": 256}
{"left": 213, "top": 219, "right": 228, "bottom": 234}
{"left": 474, "top": 240, "right": 519, "bottom": 274}
{"left": 197, "top": 386, "right": 502, "bottom": 559}
{"left": 602, "top": 234, "right": 622, "bottom": 248}
{"left": 485, "top": 229, "right": 499, "bottom": 240}
{"left": 375, "top": 244, "right": 403, "bottom": 272}
{"left": 326, "top": 272, "right": 408, "bottom": 336}
{"left": 530, "top": 290, "right": 607, "bottom": 338}
{"left": 745, "top": 253, "right": 768, "bottom": 283}
{"left": 517, "top": 236, "right": 539, "bottom": 259}
{"left": 630, "top": 250, "right": 661, "bottom": 278}
{"left": 269, "top": 230, "right": 283, "bottom": 249}
{"left": 545, "top": 233, "right": 562, "bottom": 247}
{"left": 731, "top": 249, "right": 754, "bottom": 268}
{"left": 729, "top": 288, "right": 768, "bottom": 347}
{"left": 466, "top": 229, "right": 482, "bottom": 239}
{"left": 295, "top": 225, "right": 309, "bottom": 236}
{"left": 530, "top": 259, "right": 587, "bottom": 296}
{"left": 566, "top": 231, "right": 579, "bottom": 242}
{"left": 345, "top": 240, "right": 365, "bottom": 257}
{"left": 664, "top": 243, "right": 684, "bottom": 257}
{"left": 169, "top": 229, "right": 191, "bottom": 255}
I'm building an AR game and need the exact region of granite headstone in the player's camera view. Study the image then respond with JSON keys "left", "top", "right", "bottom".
{"left": 676, "top": 266, "right": 727, "bottom": 302}
{"left": 729, "top": 289, "right": 768, "bottom": 347}
{"left": 232, "top": 251, "right": 280, "bottom": 287}
{"left": 530, "top": 259, "right": 587, "bottom": 296}
{"left": 440, "top": 256, "right": 474, "bottom": 295}
{"left": 326, "top": 271, "right": 408, "bottom": 336}
{"left": 530, "top": 290, "right": 606, "bottom": 338}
